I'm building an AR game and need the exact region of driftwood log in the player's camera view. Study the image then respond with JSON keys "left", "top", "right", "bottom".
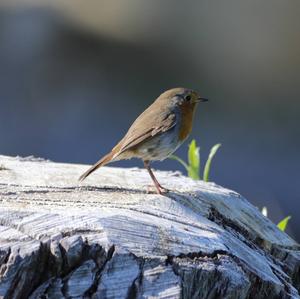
{"left": 0, "top": 155, "right": 299, "bottom": 299}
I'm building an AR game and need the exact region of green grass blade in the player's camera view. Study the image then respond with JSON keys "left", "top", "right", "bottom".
{"left": 203, "top": 143, "right": 221, "bottom": 182}
{"left": 188, "top": 167, "right": 200, "bottom": 180}
{"left": 169, "top": 155, "right": 189, "bottom": 172}
{"left": 277, "top": 216, "right": 291, "bottom": 232}
{"left": 188, "top": 139, "right": 200, "bottom": 180}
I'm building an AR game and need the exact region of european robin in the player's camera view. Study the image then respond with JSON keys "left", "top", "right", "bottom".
{"left": 79, "top": 87, "right": 208, "bottom": 194}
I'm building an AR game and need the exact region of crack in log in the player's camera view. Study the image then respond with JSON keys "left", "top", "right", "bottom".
{"left": 0, "top": 183, "right": 147, "bottom": 196}
{"left": 78, "top": 185, "right": 147, "bottom": 194}
{"left": 166, "top": 249, "right": 229, "bottom": 265}
{"left": 126, "top": 257, "right": 145, "bottom": 299}
{"left": 208, "top": 207, "right": 256, "bottom": 243}
{"left": 0, "top": 183, "right": 77, "bottom": 191}
{"left": 293, "top": 266, "right": 300, "bottom": 293}
{"left": 83, "top": 244, "right": 115, "bottom": 298}
{"left": 0, "top": 189, "right": 73, "bottom": 196}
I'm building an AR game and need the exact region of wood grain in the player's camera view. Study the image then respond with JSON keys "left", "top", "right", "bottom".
{"left": 0, "top": 155, "right": 299, "bottom": 299}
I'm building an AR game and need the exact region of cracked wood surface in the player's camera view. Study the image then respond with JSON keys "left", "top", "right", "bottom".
{"left": 0, "top": 154, "right": 299, "bottom": 299}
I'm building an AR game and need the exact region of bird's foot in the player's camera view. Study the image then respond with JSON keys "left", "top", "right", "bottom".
{"left": 146, "top": 185, "right": 170, "bottom": 195}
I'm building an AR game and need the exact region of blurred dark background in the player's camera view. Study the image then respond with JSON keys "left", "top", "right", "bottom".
{"left": 0, "top": 1, "right": 299, "bottom": 239}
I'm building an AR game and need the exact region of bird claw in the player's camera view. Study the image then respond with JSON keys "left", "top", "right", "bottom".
{"left": 146, "top": 185, "right": 170, "bottom": 195}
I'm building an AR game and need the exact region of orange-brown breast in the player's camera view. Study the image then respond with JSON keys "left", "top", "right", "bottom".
{"left": 178, "top": 102, "right": 196, "bottom": 141}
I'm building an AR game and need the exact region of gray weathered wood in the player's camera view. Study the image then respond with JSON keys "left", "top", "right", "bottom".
{"left": 0, "top": 155, "right": 299, "bottom": 299}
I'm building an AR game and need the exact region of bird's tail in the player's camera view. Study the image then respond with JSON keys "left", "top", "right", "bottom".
{"left": 79, "top": 151, "right": 114, "bottom": 182}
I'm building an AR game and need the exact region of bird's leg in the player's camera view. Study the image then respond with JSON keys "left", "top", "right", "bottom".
{"left": 143, "top": 161, "right": 168, "bottom": 194}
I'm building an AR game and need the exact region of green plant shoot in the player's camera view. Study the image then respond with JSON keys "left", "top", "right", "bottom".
{"left": 188, "top": 140, "right": 200, "bottom": 180}
{"left": 203, "top": 143, "right": 221, "bottom": 182}
{"left": 277, "top": 216, "right": 291, "bottom": 232}
{"left": 170, "top": 139, "right": 221, "bottom": 182}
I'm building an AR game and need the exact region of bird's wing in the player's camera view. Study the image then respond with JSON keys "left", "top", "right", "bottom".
{"left": 113, "top": 105, "right": 176, "bottom": 156}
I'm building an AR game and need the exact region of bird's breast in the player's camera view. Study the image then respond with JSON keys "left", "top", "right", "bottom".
{"left": 178, "top": 103, "right": 196, "bottom": 141}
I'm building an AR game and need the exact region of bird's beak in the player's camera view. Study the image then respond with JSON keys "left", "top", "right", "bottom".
{"left": 196, "top": 97, "right": 209, "bottom": 102}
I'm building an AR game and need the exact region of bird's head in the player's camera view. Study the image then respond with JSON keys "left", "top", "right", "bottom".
{"left": 158, "top": 87, "right": 208, "bottom": 108}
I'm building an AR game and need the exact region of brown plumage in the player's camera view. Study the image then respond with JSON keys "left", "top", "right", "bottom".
{"left": 79, "top": 87, "right": 208, "bottom": 194}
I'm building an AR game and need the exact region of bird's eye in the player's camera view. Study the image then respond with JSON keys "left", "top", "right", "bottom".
{"left": 185, "top": 95, "right": 191, "bottom": 101}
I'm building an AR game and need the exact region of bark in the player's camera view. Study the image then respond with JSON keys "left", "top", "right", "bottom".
{"left": 0, "top": 155, "right": 299, "bottom": 299}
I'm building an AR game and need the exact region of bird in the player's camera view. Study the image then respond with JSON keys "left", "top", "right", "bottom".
{"left": 79, "top": 87, "right": 208, "bottom": 194}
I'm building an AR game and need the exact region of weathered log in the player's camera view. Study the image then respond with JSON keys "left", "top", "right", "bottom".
{"left": 0, "top": 155, "right": 299, "bottom": 299}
